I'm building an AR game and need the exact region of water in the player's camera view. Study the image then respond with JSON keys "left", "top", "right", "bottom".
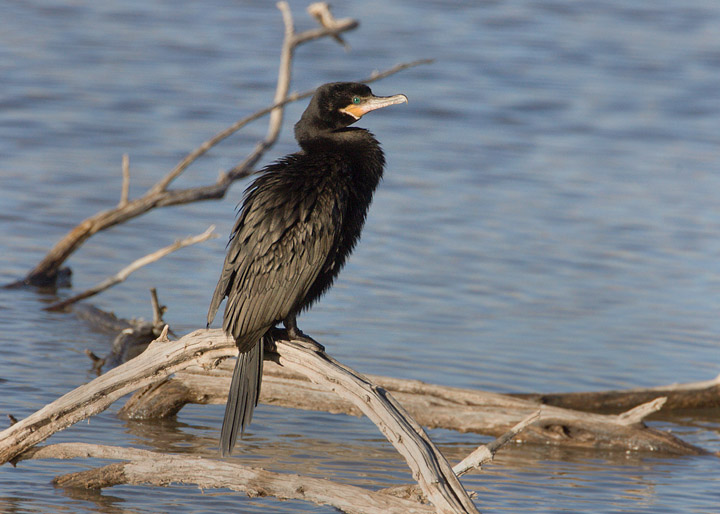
{"left": 2, "top": 0, "right": 720, "bottom": 512}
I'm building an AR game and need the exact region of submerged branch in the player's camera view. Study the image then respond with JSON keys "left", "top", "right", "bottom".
{"left": 20, "top": 443, "right": 434, "bottom": 514}
{"left": 512, "top": 375, "right": 720, "bottom": 413}
{"left": 0, "top": 329, "right": 479, "bottom": 513}
{"left": 119, "top": 338, "right": 710, "bottom": 456}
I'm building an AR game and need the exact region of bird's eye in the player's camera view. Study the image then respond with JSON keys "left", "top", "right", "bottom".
{"left": 352, "top": 96, "right": 361, "bottom": 104}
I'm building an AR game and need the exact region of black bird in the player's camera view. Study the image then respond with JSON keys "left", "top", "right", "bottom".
{"left": 207, "top": 82, "right": 407, "bottom": 456}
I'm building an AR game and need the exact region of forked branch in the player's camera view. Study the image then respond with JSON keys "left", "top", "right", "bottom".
{"left": 0, "top": 329, "right": 478, "bottom": 513}
{"left": 11, "top": 2, "right": 429, "bottom": 287}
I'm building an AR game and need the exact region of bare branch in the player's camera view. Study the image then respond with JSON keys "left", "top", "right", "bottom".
{"left": 124, "top": 358, "right": 710, "bottom": 455}
{"left": 366, "top": 58, "right": 435, "bottom": 82}
{"left": 272, "top": 1, "right": 295, "bottom": 137}
{"left": 21, "top": 443, "right": 434, "bottom": 514}
{"left": 14, "top": 2, "right": 430, "bottom": 287}
{"left": 378, "top": 411, "right": 539, "bottom": 502}
{"left": 269, "top": 339, "right": 480, "bottom": 513}
{"left": 453, "top": 410, "right": 541, "bottom": 477}
{"left": 149, "top": 288, "right": 166, "bottom": 329}
{"left": 0, "top": 330, "right": 479, "bottom": 513}
{"left": 308, "top": 2, "right": 350, "bottom": 50}
{"left": 616, "top": 397, "right": 667, "bottom": 426}
{"left": 119, "top": 153, "right": 130, "bottom": 208}
{"left": 45, "top": 226, "right": 216, "bottom": 311}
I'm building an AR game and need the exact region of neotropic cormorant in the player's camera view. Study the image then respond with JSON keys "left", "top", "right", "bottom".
{"left": 207, "top": 82, "right": 407, "bottom": 456}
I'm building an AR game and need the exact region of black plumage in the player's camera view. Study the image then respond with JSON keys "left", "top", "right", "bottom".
{"left": 207, "top": 82, "right": 407, "bottom": 456}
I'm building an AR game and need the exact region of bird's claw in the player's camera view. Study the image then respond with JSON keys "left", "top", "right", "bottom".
{"left": 288, "top": 330, "right": 325, "bottom": 352}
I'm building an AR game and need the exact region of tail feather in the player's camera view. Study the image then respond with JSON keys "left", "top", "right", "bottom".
{"left": 220, "top": 337, "right": 264, "bottom": 457}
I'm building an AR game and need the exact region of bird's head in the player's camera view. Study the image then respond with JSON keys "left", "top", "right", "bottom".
{"left": 295, "top": 82, "right": 407, "bottom": 142}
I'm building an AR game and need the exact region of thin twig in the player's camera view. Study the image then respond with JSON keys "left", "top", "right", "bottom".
{"left": 149, "top": 288, "right": 165, "bottom": 329}
{"left": 119, "top": 154, "right": 130, "bottom": 208}
{"left": 84, "top": 349, "right": 106, "bottom": 375}
{"left": 45, "top": 226, "right": 216, "bottom": 311}
{"left": 616, "top": 397, "right": 667, "bottom": 426}
{"left": 367, "top": 58, "right": 435, "bottom": 82}
{"left": 453, "top": 410, "right": 541, "bottom": 477}
{"left": 308, "top": 2, "right": 350, "bottom": 50}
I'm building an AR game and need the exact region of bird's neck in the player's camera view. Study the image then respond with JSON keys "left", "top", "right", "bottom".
{"left": 295, "top": 127, "right": 385, "bottom": 191}
{"left": 296, "top": 127, "right": 380, "bottom": 155}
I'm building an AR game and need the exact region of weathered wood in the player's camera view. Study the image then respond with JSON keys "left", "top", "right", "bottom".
{"left": 12, "top": 4, "right": 356, "bottom": 288}
{"left": 0, "top": 328, "right": 232, "bottom": 465}
{"left": 75, "top": 303, "right": 163, "bottom": 372}
{"left": 0, "top": 328, "right": 480, "bottom": 513}
{"left": 512, "top": 375, "right": 720, "bottom": 413}
{"left": 121, "top": 352, "right": 709, "bottom": 456}
{"left": 20, "top": 406, "right": 538, "bottom": 512}
{"left": 379, "top": 410, "right": 542, "bottom": 503}
{"left": 20, "top": 443, "right": 434, "bottom": 514}
{"left": 268, "top": 338, "right": 480, "bottom": 514}
{"left": 45, "top": 227, "right": 216, "bottom": 311}
{"left": 8, "top": 7, "right": 429, "bottom": 289}
{"left": 453, "top": 411, "right": 541, "bottom": 477}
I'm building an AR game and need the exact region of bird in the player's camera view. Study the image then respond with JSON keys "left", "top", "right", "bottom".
{"left": 207, "top": 82, "right": 407, "bottom": 456}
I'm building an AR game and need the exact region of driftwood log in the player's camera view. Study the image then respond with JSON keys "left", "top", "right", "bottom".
{"left": 512, "top": 375, "right": 720, "bottom": 413}
{"left": 13, "top": 414, "right": 539, "bottom": 513}
{"left": 117, "top": 334, "right": 708, "bottom": 456}
{"left": 1, "top": 327, "right": 713, "bottom": 513}
{"left": 18, "top": 444, "right": 436, "bottom": 514}
{"left": 15, "top": 413, "right": 540, "bottom": 514}
{"left": 0, "top": 328, "right": 487, "bottom": 514}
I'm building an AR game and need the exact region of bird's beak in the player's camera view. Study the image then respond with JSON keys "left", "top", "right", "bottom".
{"left": 340, "top": 94, "right": 408, "bottom": 120}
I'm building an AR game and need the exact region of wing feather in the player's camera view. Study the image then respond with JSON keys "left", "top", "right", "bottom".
{"left": 207, "top": 156, "right": 342, "bottom": 346}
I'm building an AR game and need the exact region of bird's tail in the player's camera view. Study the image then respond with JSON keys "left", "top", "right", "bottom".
{"left": 219, "top": 335, "right": 265, "bottom": 457}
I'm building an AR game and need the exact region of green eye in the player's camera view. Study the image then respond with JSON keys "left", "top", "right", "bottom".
{"left": 352, "top": 96, "right": 361, "bottom": 104}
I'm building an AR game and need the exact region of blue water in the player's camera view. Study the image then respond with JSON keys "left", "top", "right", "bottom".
{"left": 2, "top": 0, "right": 720, "bottom": 512}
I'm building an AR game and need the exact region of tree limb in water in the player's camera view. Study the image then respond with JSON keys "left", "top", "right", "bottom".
{"left": 9, "top": 1, "right": 430, "bottom": 288}
{"left": 0, "top": 329, "right": 479, "bottom": 514}
{"left": 19, "top": 443, "right": 435, "bottom": 514}
{"left": 119, "top": 337, "right": 709, "bottom": 456}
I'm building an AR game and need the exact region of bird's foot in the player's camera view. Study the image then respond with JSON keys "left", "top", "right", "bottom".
{"left": 286, "top": 327, "right": 325, "bottom": 352}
